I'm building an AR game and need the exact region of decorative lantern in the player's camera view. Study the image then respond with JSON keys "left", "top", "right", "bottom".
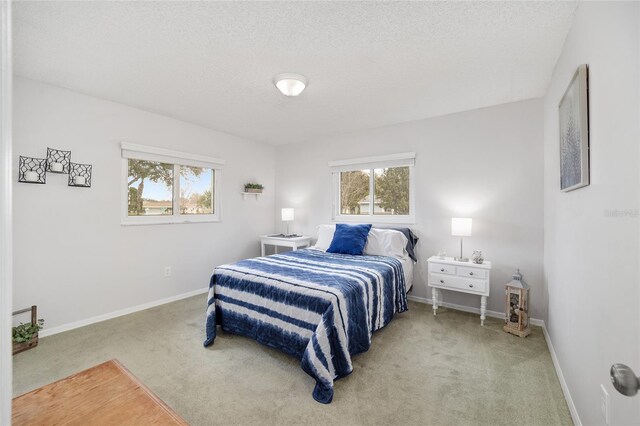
{"left": 504, "top": 269, "right": 530, "bottom": 337}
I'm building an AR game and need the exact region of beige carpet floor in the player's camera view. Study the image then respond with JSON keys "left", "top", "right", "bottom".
{"left": 13, "top": 296, "right": 572, "bottom": 425}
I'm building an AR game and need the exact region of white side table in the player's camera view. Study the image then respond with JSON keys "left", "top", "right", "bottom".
{"left": 427, "top": 256, "right": 492, "bottom": 325}
{"left": 260, "top": 235, "right": 311, "bottom": 257}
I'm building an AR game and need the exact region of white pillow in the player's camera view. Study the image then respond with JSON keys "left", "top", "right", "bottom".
{"left": 313, "top": 224, "right": 336, "bottom": 251}
{"left": 364, "top": 228, "right": 408, "bottom": 259}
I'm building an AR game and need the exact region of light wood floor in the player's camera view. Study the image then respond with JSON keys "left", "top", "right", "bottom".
{"left": 12, "top": 359, "right": 187, "bottom": 425}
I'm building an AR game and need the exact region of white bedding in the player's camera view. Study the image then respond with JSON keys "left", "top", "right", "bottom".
{"left": 401, "top": 257, "right": 414, "bottom": 292}
{"left": 311, "top": 224, "right": 415, "bottom": 293}
{"left": 308, "top": 246, "right": 414, "bottom": 293}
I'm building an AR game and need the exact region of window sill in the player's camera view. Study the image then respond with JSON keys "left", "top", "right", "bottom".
{"left": 121, "top": 216, "right": 220, "bottom": 226}
{"left": 333, "top": 215, "right": 415, "bottom": 225}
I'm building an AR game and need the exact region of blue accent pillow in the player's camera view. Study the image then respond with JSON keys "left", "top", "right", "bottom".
{"left": 327, "top": 223, "right": 372, "bottom": 255}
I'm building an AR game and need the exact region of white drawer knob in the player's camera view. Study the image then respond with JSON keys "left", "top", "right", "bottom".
{"left": 440, "top": 280, "right": 444, "bottom": 284}
{"left": 469, "top": 272, "right": 474, "bottom": 276}
{"left": 440, "top": 268, "right": 445, "bottom": 272}
{"left": 468, "top": 284, "right": 473, "bottom": 288}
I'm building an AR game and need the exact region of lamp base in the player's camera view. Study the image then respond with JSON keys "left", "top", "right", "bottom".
{"left": 454, "top": 257, "right": 469, "bottom": 262}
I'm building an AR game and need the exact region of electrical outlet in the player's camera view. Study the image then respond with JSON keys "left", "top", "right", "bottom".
{"left": 164, "top": 266, "right": 172, "bottom": 278}
{"left": 600, "top": 384, "right": 610, "bottom": 425}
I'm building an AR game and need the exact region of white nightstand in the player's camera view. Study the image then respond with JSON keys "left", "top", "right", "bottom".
{"left": 427, "top": 256, "right": 492, "bottom": 325}
{"left": 260, "top": 235, "right": 311, "bottom": 257}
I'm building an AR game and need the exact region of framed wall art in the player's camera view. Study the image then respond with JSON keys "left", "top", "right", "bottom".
{"left": 559, "top": 64, "right": 589, "bottom": 192}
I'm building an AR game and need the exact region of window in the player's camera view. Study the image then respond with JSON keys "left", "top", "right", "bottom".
{"left": 331, "top": 153, "right": 415, "bottom": 223}
{"left": 121, "top": 143, "right": 224, "bottom": 225}
{"left": 339, "top": 170, "right": 370, "bottom": 215}
{"left": 373, "top": 166, "right": 410, "bottom": 215}
{"left": 179, "top": 166, "right": 214, "bottom": 215}
{"left": 128, "top": 160, "right": 174, "bottom": 217}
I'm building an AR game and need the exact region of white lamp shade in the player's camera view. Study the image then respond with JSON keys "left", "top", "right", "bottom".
{"left": 274, "top": 73, "right": 307, "bottom": 97}
{"left": 451, "top": 217, "right": 472, "bottom": 237}
{"left": 281, "top": 208, "right": 295, "bottom": 221}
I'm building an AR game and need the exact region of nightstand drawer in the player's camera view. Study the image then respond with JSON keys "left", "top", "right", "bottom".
{"left": 457, "top": 266, "right": 487, "bottom": 279}
{"left": 429, "top": 263, "right": 456, "bottom": 275}
{"left": 430, "top": 273, "right": 487, "bottom": 293}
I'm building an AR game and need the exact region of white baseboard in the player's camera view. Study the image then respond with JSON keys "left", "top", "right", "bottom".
{"left": 407, "top": 294, "right": 580, "bottom": 425}
{"left": 39, "top": 287, "right": 209, "bottom": 338}
{"left": 406, "top": 294, "right": 544, "bottom": 326}
{"left": 542, "top": 324, "right": 582, "bottom": 426}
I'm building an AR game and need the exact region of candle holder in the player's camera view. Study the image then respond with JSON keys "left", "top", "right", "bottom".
{"left": 68, "top": 162, "right": 92, "bottom": 188}
{"left": 46, "top": 147, "right": 71, "bottom": 174}
{"left": 18, "top": 156, "right": 47, "bottom": 184}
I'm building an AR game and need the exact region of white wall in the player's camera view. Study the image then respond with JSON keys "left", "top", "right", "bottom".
{"left": 543, "top": 2, "right": 640, "bottom": 425}
{"left": 12, "top": 77, "right": 276, "bottom": 331}
{"left": 1, "top": 1, "right": 13, "bottom": 423}
{"left": 275, "top": 99, "right": 545, "bottom": 319}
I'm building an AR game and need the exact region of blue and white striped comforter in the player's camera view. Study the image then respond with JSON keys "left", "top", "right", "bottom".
{"left": 204, "top": 248, "right": 408, "bottom": 404}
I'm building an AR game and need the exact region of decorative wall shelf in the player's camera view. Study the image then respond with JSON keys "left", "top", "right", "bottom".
{"left": 18, "top": 156, "right": 47, "bottom": 184}
{"left": 241, "top": 192, "right": 262, "bottom": 200}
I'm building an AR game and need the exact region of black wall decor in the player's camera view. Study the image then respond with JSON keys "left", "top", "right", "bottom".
{"left": 19, "top": 148, "right": 93, "bottom": 188}
{"left": 46, "top": 147, "right": 71, "bottom": 174}
{"left": 18, "top": 156, "right": 47, "bottom": 184}
{"left": 68, "top": 162, "right": 92, "bottom": 188}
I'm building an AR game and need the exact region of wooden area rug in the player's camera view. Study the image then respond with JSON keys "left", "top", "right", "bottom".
{"left": 12, "top": 359, "right": 187, "bottom": 425}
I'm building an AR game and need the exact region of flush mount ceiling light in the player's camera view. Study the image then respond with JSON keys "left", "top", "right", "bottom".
{"left": 273, "top": 73, "right": 307, "bottom": 97}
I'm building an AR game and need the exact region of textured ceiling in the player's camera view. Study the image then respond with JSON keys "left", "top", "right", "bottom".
{"left": 13, "top": 1, "right": 577, "bottom": 145}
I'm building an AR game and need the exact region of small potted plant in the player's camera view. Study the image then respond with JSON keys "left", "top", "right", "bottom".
{"left": 244, "top": 183, "right": 264, "bottom": 194}
{"left": 12, "top": 306, "right": 44, "bottom": 355}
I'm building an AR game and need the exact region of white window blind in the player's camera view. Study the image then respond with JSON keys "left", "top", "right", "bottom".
{"left": 121, "top": 142, "right": 226, "bottom": 170}
{"left": 328, "top": 152, "right": 415, "bottom": 172}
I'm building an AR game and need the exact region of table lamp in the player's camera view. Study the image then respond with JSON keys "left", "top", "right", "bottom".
{"left": 281, "top": 208, "right": 294, "bottom": 236}
{"left": 451, "top": 217, "right": 472, "bottom": 262}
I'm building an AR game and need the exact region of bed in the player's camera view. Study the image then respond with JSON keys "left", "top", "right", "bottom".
{"left": 400, "top": 256, "right": 414, "bottom": 292}
{"left": 204, "top": 248, "right": 409, "bottom": 403}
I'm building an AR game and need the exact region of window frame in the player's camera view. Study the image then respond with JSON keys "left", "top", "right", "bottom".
{"left": 121, "top": 142, "right": 224, "bottom": 226}
{"left": 330, "top": 152, "right": 416, "bottom": 224}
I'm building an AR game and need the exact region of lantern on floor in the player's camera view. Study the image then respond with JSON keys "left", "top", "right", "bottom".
{"left": 504, "top": 269, "right": 530, "bottom": 337}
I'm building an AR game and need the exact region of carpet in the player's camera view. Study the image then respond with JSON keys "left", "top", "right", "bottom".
{"left": 13, "top": 296, "right": 572, "bottom": 425}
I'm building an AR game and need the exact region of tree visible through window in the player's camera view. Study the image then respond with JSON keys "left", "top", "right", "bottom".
{"left": 127, "top": 160, "right": 173, "bottom": 216}
{"left": 339, "top": 166, "right": 411, "bottom": 217}
{"left": 340, "top": 170, "right": 370, "bottom": 215}
{"left": 179, "top": 166, "right": 214, "bottom": 215}
{"left": 127, "top": 160, "right": 215, "bottom": 217}
{"left": 374, "top": 167, "right": 410, "bottom": 215}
